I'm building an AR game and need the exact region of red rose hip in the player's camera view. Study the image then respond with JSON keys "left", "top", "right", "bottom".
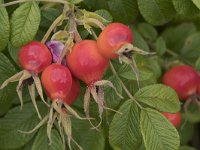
{"left": 162, "top": 112, "right": 181, "bottom": 128}
{"left": 97, "top": 23, "right": 133, "bottom": 59}
{"left": 67, "top": 40, "right": 109, "bottom": 85}
{"left": 19, "top": 41, "right": 52, "bottom": 74}
{"left": 0, "top": 41, "right": 53, "bottom": 118}
{"left": 163, "top": 65, "right": 199, "bottom": 100}
{"left": 64, "top": 77, "right": 80, "bottom": 105}
{"left": 41, "top": 64, "right": 72, "bottom": 100}
{"left": 67, "top": 40, "right": 121, "bottom": 128}
{"left": 34, "top": 65, "right": 83, "bottom": 150}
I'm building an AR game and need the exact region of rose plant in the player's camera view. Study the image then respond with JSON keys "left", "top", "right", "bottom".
{"left": 0, "top": 0, "right": 200, "bottom": 150}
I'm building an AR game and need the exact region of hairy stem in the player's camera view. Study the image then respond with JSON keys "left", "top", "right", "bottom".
{"left": 68, "top": 7, "right": 82, "bottom": 43}
{"left": 109, "top": 62, "right": 143, "bottom": 109}
{"left": 166, "top": 49, "right": 193, "bottom": 66}
{"left": 91, "top": 29, "right": 98, "bottom": 40}
{"left": 41, "top": 14, "right": 63, "bottom": 43}
{"left": 87, "top": 18, "right": 105, "bottom": 30}
{"left": 57, "top": 6, "right": 82, "bottom": 64}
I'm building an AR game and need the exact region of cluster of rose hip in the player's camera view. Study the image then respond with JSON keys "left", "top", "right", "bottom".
{"left": 0, "top": 23, "right": 133, "bottom": 149}
{"left": 162, "top": 65, "right": 200, "bottom": 128}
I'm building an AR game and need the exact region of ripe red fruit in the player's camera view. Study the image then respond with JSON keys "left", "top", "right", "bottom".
{"left": 66, "top": 40, "right": 109, "bottom": 85}
{"left": 41, "top": 64, "right": 72, "bottom": 100}
{"left": 64, "top": 77, "right": 80, "bottom": 105}
{"left": 162, "top": 112, "right": 181, "bottom": 128}
{"left": 19, "top": 41, "right": 52, "bottom": 74}
{"left": 163, "top": 65, "right": 199, "bottom": 100}
{"left": 97, "top": 23, "right": 133, "bottom": 59}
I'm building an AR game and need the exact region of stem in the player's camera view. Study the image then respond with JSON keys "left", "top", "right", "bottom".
{"left": 87, "top": 18, "right": 105, "bottom": 30}
{"left": 166, "top": 49, "right": 193, "bottom": 66}
{"left": 75, "top": 19, "right": 83, "bottom": 25}
{"left": 41, "top": 14, "right": 63, "bottom": 43}
{"left": 0, "top": 0, "right": 68, "bottom": 7}
{"left": 57, "top": 6, "right": 82, "bottom": 64}
{"left": 109, "top": 62, "right": 143, "bottom": 109}
{"left": 40, "top": 3, "right": 57, "bottom": 10}
{"left": 57, "top": 37, "right": 73, "bottom": 64}
{"left": 91, "top": 29, "right": 98, "bottom": 40}
{"left": 68, "top": 10, "right": 82, "bottom": 43}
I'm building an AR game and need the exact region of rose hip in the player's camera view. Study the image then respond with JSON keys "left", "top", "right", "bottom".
{"left": 41, "top": 64, "right": 72, "bottom": 100}
{"left": 66, "top": 40, "right": 109, "bottom": 85}
{"left": 163, "top": 65, "right": 199, "bottom": 100}
{"left": 162, "top": 112, "right": 181, "bottom": 128}
{"left": 97, "top": 23, "right": 133, "bottom": 59}
{"left": 19, "top": 41, "right": 52, "bottom": 75}
{"left": 64, "top": 77, "right": 80, "bottom": 105}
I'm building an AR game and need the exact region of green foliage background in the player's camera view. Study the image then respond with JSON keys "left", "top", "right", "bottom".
{"left": 0, "top": 0, "right": 200, "bottom": 150}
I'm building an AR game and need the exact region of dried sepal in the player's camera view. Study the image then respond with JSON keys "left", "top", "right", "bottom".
{"left": 57, "top": 115, "right": 66, "bottom": 150}
{"left": 94, "top": 80, "right": 123, "bottom": 99}
{"left": 28, "top": 84, "right": 42, "bottom": 119}
{"left": 15, "top": 70, "right": 32, "bottom": 109}
{"left": 18, "top": 115, "right": 49, "bottom": 134}
{"left": 62, "top": 115, "right": 83, "bottom": 150}
{"left": 16, "top": 87, "right": 23, "bottom": 110}
{"left": 116, "top": 43, "right": 156, "bottom": 88}
{"left": 32, "top": 75, "right": 50, "bottom": 107}
{"left": 47, "top": 110, "right": 57, "bottom": 145}
{"left": 0, "top": 71, "right": 24, "bottom": 89}
{"left": 63, "top": 102, "right": 92, "bottom": 120}
{"left": 84, "top": 84, "right": 122, "bottom": 130}
{"left": 129, "top": 57, "right": 140, "bottom": 89}
{"left": 83, "top": 88, "right": 100, "bottom": 130}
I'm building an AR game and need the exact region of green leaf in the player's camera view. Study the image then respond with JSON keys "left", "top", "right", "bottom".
{"left": 195, "top": 57, "right": 200, "bottom": 71}
{"left": 179, "top": 146, "right": 196, "bottom": 150}
{"left": 192, "top": 0, "right": 200, "bottom": 10}
{"left": 104, "top": 75, "right": 122, "bottom": 108}
{"left": 108, "top": 0, "right": 138, "bottom": 23}
{"left": 172, "top": 0, "right": 200, "bottom": 16}
{"left": 0, "top": 53, "right": 17, "bottom": 115}
{"left": 0, "top": 5, "right": 10, "bottom": 51}
{"left": 0, "top": 102, "right": 47, "bottom": 149}
{"left": 135, "top": 84, "right": 180, "bottom": 113}
{"left": 155, "top": 37, "right": 167, "bottom": 56}
{"left": 0, "top": 86, "right": 14, "bottom": 116}
{"left": 22, "top": 139, "right": 34, "bottom": 150}
{"left": 182, "top": 103, "right": 200, "bottom": 123}
{"left": 148, "top": 58, "right": 162, "bottom": 79}
{"left": 10, "top": 2, "right": 41, "bottom": 47}
{"left": 178, "top": 122, "right": 194, "bottom": 145}
{"left": 78, "top": 26, "right": 89, "bottom": 39}
{"left": 109, "top": 100, "right": 142, "bottom": 150}
{"left": 140, "top": 108, "right": 180, "bottom": 150}
{"left": 32, "top": 126, "right": 62, "bottom": 150}
{"left": 40, "top": 8, "right": 61, "bottom": 28}
{"left": 138, "top": 0, "right": 176, "bottom": 25}
{"left": 42, "top": 8, "right": 60, "bottom": 21}
{"left": 95, "top": 9, "right": 113, "bottom": 23}
{"left": 181, "top": 32, "right": 200, "bottom": 59}
{"left": 162, "top": 23, "right": 196, "bottom": 52}
{"left": 137, "top": 23, "right": 158, "bottom": 42}
{"left": 71, "top": 116, "right": 105, "bottom": 150}
{"left": 119, "top": 64, "right": 154, "bottom": 81}
{"left": 83, "top": 0, "right": 109, "bottom": 10}
{"left": 0, "top": 53, "right": 17, "bottom": 83}
{"left": 131, "top": 27, "right": 150, "bottom": 52}
{"left": 8, "top": 42, "right": 20, "bottom": 65}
